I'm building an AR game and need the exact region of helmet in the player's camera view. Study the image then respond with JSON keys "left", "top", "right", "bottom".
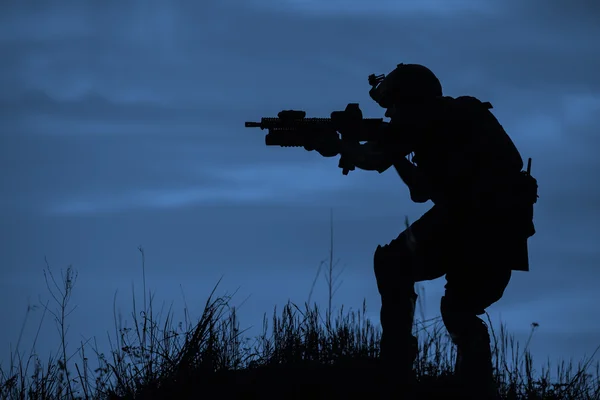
{"left": 369, "top": 63, "right": 443, "bottom": 108}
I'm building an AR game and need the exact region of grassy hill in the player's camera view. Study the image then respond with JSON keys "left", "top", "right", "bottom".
{"left": 1, "top": 259, "right": 599, "bottom": 400}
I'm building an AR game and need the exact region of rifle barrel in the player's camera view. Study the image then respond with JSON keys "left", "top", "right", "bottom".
{"left": 245, "top": 122, "right": 261, "bottom": 128}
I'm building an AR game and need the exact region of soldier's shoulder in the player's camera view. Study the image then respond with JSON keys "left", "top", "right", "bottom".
{"left": 435, "top": 96, "right": 495, "bottom": 126}
{"left": 440, "top": 95, "right": 493, "bottom": 110}
{"left": 458, "top": 95, "right": 493, "bottom": 110}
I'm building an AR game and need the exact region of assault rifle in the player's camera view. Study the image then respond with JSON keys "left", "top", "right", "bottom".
{"left": 245, "top": 103, "right": 386, "bottom": 174}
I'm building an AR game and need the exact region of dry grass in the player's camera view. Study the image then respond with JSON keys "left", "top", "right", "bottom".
{"left": 1, "top": 249, "right": 599, "bottom": 400}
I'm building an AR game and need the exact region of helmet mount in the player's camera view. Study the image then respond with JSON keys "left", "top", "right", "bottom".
{"left": 369, "top": 63, "right": 443, "bottom": 108}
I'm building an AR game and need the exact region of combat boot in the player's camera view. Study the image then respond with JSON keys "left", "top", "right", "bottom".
{"left": 454, "top": 332, "right": 499, "bottom": 400}
{"left": 378, "top": 334, "right": 418, "bottom": 399}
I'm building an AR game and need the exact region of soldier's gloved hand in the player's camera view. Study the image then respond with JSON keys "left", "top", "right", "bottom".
{"left": 303, "top": 134, "right": 341, "bottom": 157}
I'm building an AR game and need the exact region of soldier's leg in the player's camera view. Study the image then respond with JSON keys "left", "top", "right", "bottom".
{"left": 373, "top": 206, "right": 448, "bottom": 372}
{"left": 373, "top": 243, "right": 418, "bottom": 370}
{"left": 441, "top": 263, "right": 512, "bottom": 398}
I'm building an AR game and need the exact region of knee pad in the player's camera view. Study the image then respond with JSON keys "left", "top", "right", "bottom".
{"left": 373, "top": 243, "right": 412, "bottom": 276}
{"left": 440, "top": 295, "right": 489, "bottom": 346}
{"left": 374, "top": 244, "right": 415, "bottom": 297}
{"left": 373, "top": 245, "right": 389, "bottom": 294}
{"left": 373, "top": 244, "right": 389, "bottom": 283}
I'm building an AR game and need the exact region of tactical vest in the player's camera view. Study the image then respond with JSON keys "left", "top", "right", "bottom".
{"left": 412, "top": 96, "right": 538, "bottom": 271}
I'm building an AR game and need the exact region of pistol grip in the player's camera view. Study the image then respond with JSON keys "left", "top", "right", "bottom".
{"left": 338, "top": 156, "right": 355, "bottom": 175}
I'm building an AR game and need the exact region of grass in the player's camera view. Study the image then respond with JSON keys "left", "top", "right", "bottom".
{"left": 1, "top": 247, "right": 599, "bottom": 399}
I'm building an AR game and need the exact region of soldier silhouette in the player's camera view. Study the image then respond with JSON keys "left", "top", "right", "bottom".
{"left": 304, "top": 63, "right": 538, "bottom": 399}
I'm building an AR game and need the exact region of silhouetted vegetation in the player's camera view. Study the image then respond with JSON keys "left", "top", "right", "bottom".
{"left": 1, "top": 248, "right": 599, "bottom": 399}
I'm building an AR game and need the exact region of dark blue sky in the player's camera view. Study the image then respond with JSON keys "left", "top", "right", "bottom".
{"left": 1, "top": 0, "right": 599, "bottom": 381}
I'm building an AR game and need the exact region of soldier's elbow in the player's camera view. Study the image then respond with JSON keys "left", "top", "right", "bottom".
{"left": 411, "top": 194, "right": 430, "bottom": 203}
{"left": 410, "top": 189, "right": 431, "bottom": 203}
{"left": 353, "top": 154, "right": 391, "bottom": 172}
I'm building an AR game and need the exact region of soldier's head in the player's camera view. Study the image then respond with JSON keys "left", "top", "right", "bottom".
{"left": 369, "top": 63, "right": 442, "bottom": 118}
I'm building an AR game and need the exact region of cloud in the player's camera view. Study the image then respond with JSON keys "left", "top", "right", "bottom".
{"left": 4, "top": 1, "right": 598, "bottom": 106}
{"left": 0, "top": 0, "right": 597, "bottom": 253}
{"left": 47, "top": 161, "right": 355, "bottom": 215}
{"left": 1, "top": 0, "right": 599, "bottom": 372}
{"left": 247, "top": 0, "right": 501, "bottom": 16}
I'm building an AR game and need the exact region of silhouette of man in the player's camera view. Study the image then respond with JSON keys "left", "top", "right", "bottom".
{"left": 304, "top": 63, "right": 538, "bottom": 399}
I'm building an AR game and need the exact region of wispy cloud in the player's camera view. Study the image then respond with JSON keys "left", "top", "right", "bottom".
{"left": 47, "top": 162, "right": 355, "bottom": 215}
{"left": 1, "top": 0, "right": 599, "bottom": 373}
{"left": 247, "top": 0, "right": 500, "bottom": 15}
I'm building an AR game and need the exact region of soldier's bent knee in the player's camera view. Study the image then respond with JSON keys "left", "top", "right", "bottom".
{"left": 374, "top": 243, "right": 414, "bottom": 295}
{"left": 374, "top": 243, "right": 410, "bottom": 276}
{"left": 440, "top": 295, "right": 489, "bottom": 345}
{"left": 373, "top": 245, "right": 385, "bottom": 270}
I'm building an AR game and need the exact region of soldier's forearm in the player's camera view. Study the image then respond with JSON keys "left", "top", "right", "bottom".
{"left": 393, "top": 157, "right": 432, "bottom": 203}
{"left": 341, "top": 141, "right": 393, "bottom": 173}
{"left": 353, "top": 154, "right": 393, "bottom": 173}
{"left": 393, "top": 156, "right": 419, "bottom": 186}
